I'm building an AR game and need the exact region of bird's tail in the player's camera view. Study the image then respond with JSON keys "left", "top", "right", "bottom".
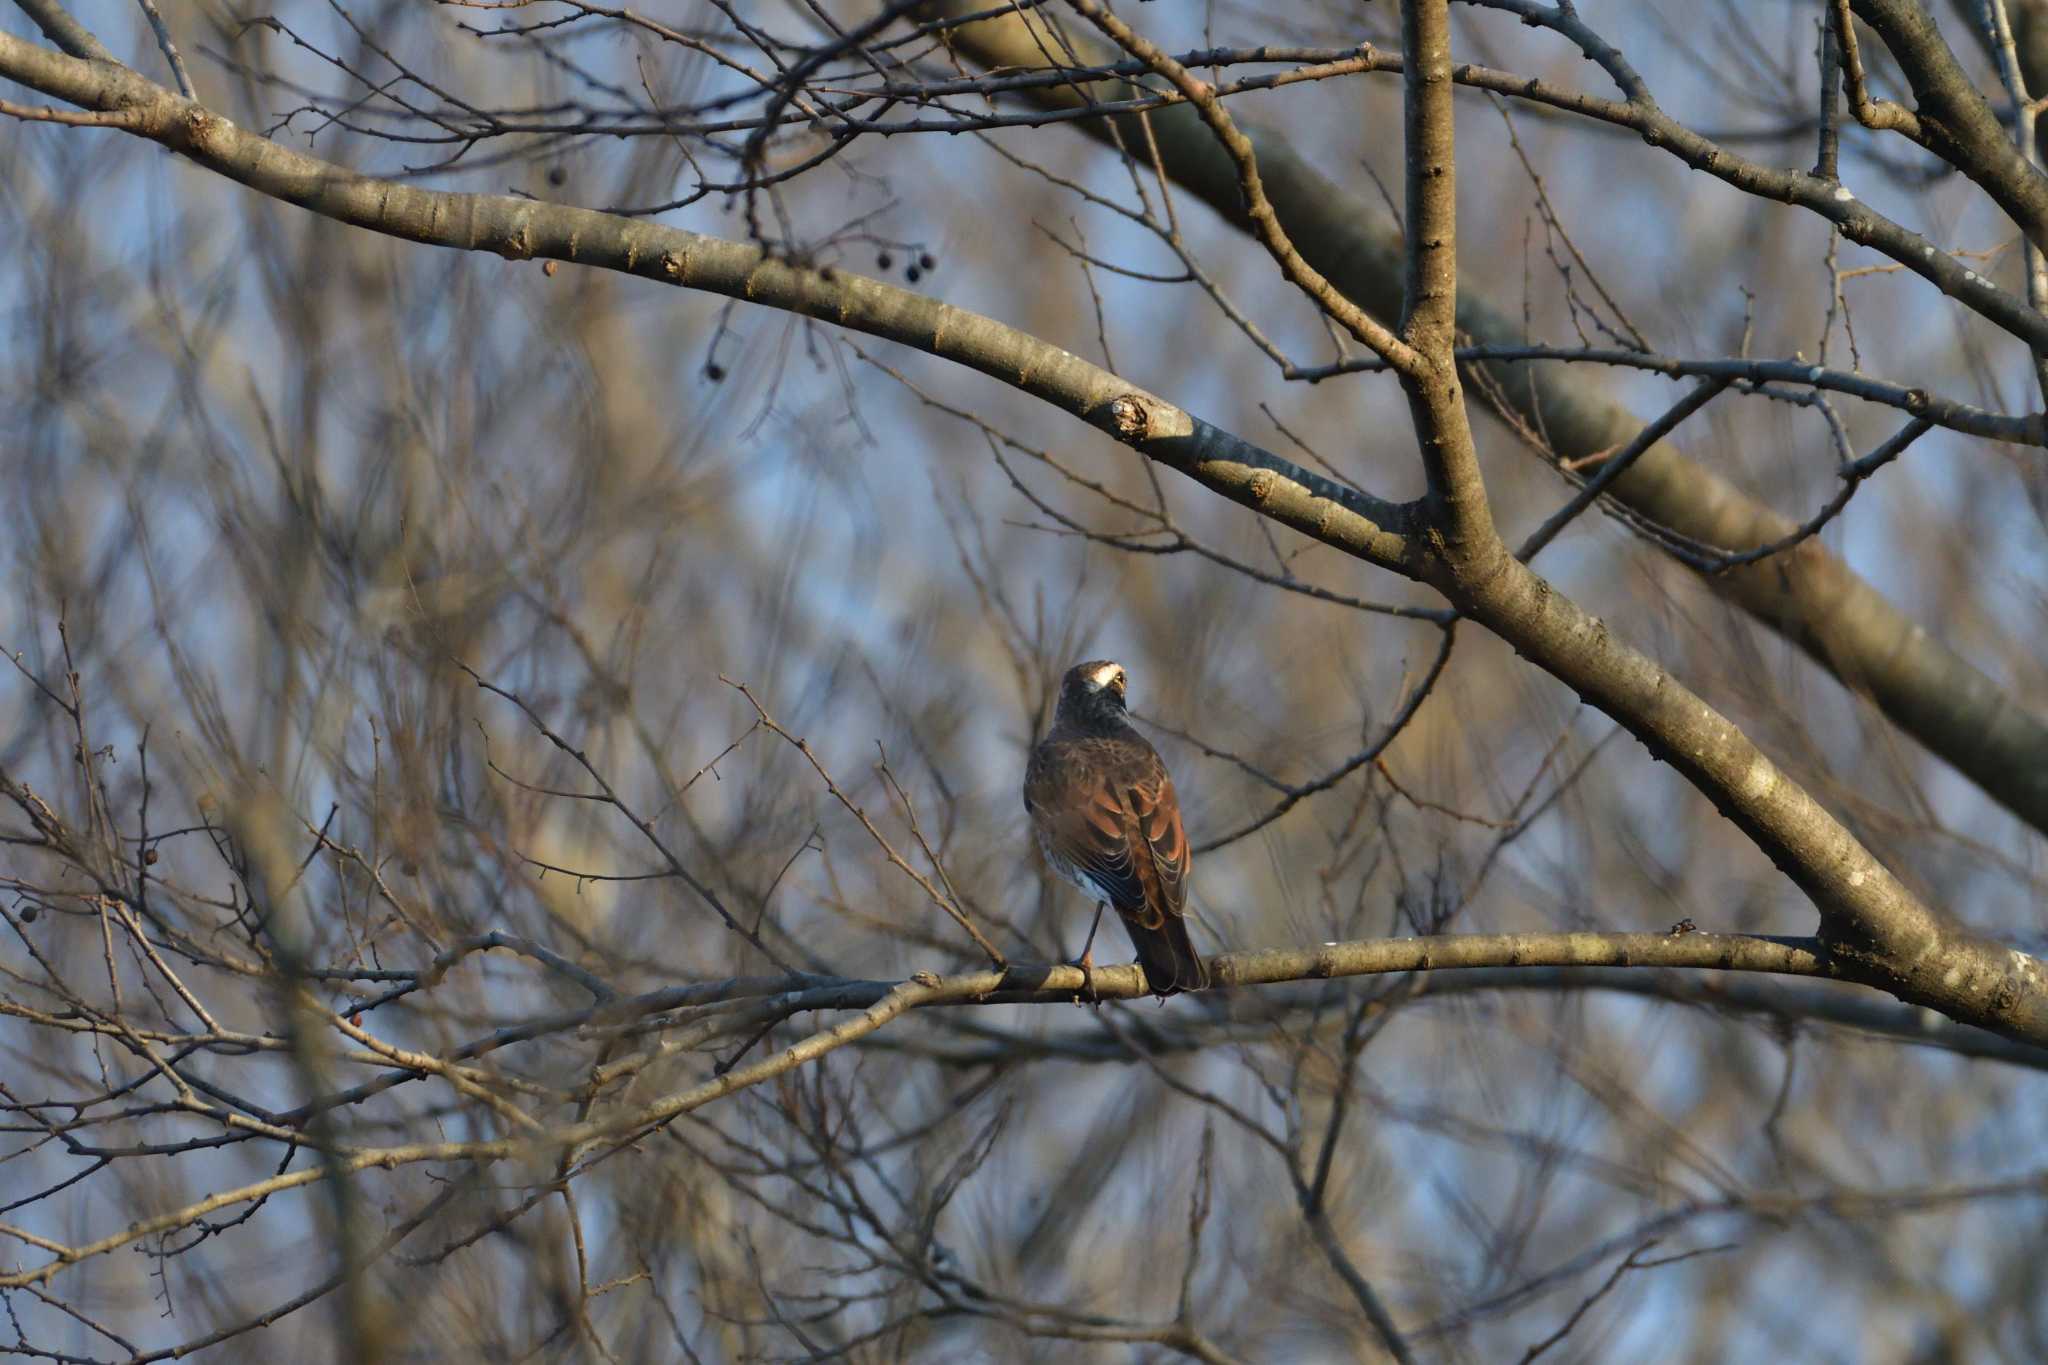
{"left": 1125, "top": 913, "right": 1210, "bottom": 995}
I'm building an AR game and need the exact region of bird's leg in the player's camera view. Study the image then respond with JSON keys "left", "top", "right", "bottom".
{"left": 1069, "top": 903, "right": 1105, "bottom": 1005}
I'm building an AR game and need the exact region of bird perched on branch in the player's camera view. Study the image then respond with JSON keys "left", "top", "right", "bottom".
{"left": 1024, "top": 660, "right": 1209, "bottom": 996}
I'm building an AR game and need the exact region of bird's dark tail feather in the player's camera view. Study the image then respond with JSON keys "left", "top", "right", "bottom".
{"left": 1125, "top": 915, "right": 1210, "bottom": 996}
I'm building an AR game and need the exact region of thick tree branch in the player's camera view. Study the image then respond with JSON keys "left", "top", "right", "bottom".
{"left": 1853, "top": 0, "right": 2048, "bottom": 250}
{"left": 12, "top": 0, "right": 112, "bottom": 61}
{"left": 1393, "top": 0, "right": 1491, "bottom": 545}
{"left": 0, "top": 928, "right": 1907, "bottom": 1291}
{"left": 0, "top": 36, "right": 1420, "bottom": 563}
{"left": 930, "top": 0, "right": 2048, "bottom": 840}
{"left": 3, "top": 23, "right": 2044, "bottom": 1045}
{"left": 906, "top": 967, "right": 2048, "bottom": 1073}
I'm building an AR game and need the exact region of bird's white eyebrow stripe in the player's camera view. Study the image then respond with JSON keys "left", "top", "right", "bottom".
{"left": 1086, "top": 661, "right": 1123, "bottom": 689}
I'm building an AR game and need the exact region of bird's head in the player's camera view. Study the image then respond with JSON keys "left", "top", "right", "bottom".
{"left": 1055, "top": 659, "right": 1129, "bottom": 727}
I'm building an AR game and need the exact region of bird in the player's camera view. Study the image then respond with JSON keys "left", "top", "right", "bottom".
{"left": 1023, "top": 659, "right": 1209, "bottom": 996}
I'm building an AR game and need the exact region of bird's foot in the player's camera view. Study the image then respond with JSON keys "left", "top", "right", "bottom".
{"left": 1065, "top": 950, "right": 1100, "bottom": 1007}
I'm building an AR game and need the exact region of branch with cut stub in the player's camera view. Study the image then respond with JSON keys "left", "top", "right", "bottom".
{"left": 1, "top": 11, "right": 2044, "bottom": 1048}
{"left": 929, "top": 0, "right": 2048, "bottom": 840}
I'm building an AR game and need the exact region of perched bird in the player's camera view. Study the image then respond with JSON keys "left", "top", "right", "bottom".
{"left": 1023, "top": 660, "right": 1209, "bottom": 995}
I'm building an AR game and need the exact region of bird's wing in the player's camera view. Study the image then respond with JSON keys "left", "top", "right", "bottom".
{"left": 1027, "top": 742, "right": 1189, "bottom": 922}
{"left": 1118, "top": 762, "right": 1189, "bottom": 929}
{"left": 1027, "top": 763, "right": 1144, "bottom": 910}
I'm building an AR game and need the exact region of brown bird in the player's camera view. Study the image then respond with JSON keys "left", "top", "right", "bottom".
{"left": 1024, "top": 660, "right": 1209, "bottom": 996}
